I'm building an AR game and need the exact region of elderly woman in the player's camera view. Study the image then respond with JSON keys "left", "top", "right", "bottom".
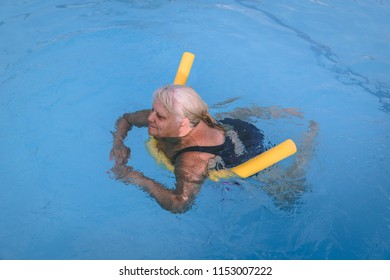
{"left": 110, "top": 85, "right": 318, "bottom": 213}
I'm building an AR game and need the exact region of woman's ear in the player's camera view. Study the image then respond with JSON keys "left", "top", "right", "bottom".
{"left": 178, "top": 117, "right": 192, "bottom": 137}
{"left": 180, "top": 117, "right": 190, "bottom": 129}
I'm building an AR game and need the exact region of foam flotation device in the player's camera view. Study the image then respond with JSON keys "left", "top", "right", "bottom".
{"left": 146, "top": 136, "right": 297, "bottom": 181}
{"left": 146, "top": 52, "right": 298, "bottom": 181}
{"left": 173, "top": 52, "right": 195, "bottom": 85}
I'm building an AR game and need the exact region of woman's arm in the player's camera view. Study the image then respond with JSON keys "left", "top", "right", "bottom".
{"left": 110, "top": 109, "right": 151, "bottom": 165}
{"left": 111, "top": 152, "right": 208, "bottom": 214}
{"left": 214, "top": 105, "right": 304, "bottom": 121}
{"left": 110, "top": 110, "right": 208, "bottom": 213}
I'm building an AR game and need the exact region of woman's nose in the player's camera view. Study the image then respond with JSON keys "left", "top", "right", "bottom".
{"left": 148, "top": 111, "right": 155, "bottom": 123}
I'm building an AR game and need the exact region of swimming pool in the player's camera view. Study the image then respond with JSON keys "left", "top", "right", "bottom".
{"left": 0, "top": 0, "right": 389, "bottom": 260}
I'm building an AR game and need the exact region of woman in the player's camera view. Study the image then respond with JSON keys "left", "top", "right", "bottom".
{"left": 110, "top": 85, "right": 318, "bottom": 213}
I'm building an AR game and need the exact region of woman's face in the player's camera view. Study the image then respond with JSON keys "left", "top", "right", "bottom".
{"left": 148, "top": 101, "right": 182, "bottom": 138}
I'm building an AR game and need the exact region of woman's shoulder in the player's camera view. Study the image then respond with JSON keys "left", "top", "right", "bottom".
{"left": 191, "top": 121, "right": 225, "bottom": 146}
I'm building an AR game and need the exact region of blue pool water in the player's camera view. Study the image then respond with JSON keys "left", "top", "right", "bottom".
{"left": 0, "top": 0, "right": 389, "bottom": 260}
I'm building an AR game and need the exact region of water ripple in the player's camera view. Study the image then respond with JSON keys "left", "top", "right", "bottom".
{"left": 56, "top": 2, "right": 100, "bottom": 9}
{"left": 235, "top": 0, "right": 390, "bottom": 113}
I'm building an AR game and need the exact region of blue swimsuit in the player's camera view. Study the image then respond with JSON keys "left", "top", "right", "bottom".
{"left": 173, "top": 118, "right": 265, "bottom": 169}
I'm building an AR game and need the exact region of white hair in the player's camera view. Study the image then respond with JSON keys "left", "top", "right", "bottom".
{"left": 153, "top": 84, "right": 221, "bottom": 129}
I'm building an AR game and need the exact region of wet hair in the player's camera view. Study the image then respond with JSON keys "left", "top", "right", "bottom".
{"left": 153, "top": 84, "right": 223, "bottom": 130}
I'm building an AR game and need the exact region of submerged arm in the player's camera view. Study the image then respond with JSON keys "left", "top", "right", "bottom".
{"left": 214, "top": 105, "right": 304, "bottom": 121}
{"left": 110, "top": 109, "right": 151, "bottom": 165}
{"left": 112, "top": 152, "right": 208, "bottom": 214}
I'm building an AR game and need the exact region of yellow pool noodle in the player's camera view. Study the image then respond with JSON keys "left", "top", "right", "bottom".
{"left": 230, "top": 139, "right": 297, "bottom": 178}
{"left": 148, "top": 52, "right": 298, "bottom": 180}
{"left": 173, "top": 52, "right": 195, "bottom": 85}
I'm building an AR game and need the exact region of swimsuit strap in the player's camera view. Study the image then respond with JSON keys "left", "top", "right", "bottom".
{"left": 172, "top": 142, "right": 227, "bottom": 163}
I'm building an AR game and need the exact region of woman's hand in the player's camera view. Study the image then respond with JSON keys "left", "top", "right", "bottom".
{"left": 110, "top": 165, "right": 146, "bottom": 185}
{"left": 109, "top": 143, "right": 131, "bottom": 165}
{"left": 111, "top": 164, "right": 132, "bottom": 178}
